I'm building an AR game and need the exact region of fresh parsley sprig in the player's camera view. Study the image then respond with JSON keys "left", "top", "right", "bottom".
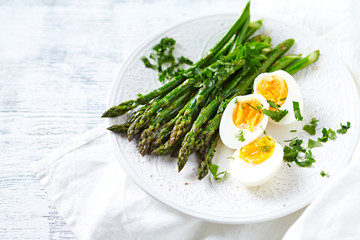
{"left": 293, "top": 101, "right": 303, "bottom": 121}
{"left": 235, "top": 130, "right": 245, "bottom": 142}
{"left": 337, "top": 121, "right": 351, "bottom": 134}
{"left": 303, "top": 118, "right": 319, "bottom": 135}
{"left": 320, "top": 170, "right": 330, "bottom": 178}
{"left": 209, "top": 164, "right": 227, "bottom": 181}
{"left": 141, "top": 37, "right": 193, "bottom": 82}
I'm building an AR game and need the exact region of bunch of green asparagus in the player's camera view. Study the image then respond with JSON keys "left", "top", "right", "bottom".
{"left": 102, "top": 1, "right": 320, "bottom": 180}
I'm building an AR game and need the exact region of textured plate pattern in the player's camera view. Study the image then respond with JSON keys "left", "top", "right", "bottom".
{"left": 107, "top": 15, "right": 360, "bottom": 223}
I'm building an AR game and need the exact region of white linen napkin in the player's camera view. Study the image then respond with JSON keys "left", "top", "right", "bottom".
{"left": 32, "top": 125, "right": 307, "bottom": 240}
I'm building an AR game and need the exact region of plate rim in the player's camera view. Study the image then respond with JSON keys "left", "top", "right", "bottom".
{"left": 106, "top": 13, "right": 360, "bottom": 224}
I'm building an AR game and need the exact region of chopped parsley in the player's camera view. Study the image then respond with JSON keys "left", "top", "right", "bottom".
{"left": 337, "top": 121, "right": 351, "bottom": 134}
{"left": 262, "top": 100, "right": 288, "bottom": 122}
{"left": 263, "top": 108, "right": 289, "bottom": 122}
{"left": 284, "top": 119, "right": 351, "bottom": 169}
{"left": 320, "top": 170, "right": 330, "bottom": 178}
{"left": 290, "top": 130, "right": 297, "bottom": 132}
{"left": 308, "top": 139, "right": 322, "bottom": 149}
{"left": 293, "top": 101, "right": 303, "bottom": 121}
{"left": 235, "top": 130, "right": 245, "bottom": 142}
{"left": 246, "top": 103, "right": 262, "bottom": 113}
{"left": 303, "top": 118, "right": 319, "bottom": 135}
{"left": 141, "top": 37, "right": 193, "bottom": 82}
{"left": 234, "top": 98, "right": 238, "bottom": 104}
{"left": 209, "top": 164, "right": 227, "bottom": 181}
{"left": 318, "top": 128, "right": 336, "bottom": 142}
{"left": 260, "top": 145, "right": 270, "bottom": 152}
{"left": 283, "top": 138, "right": 315, "bottom": 167}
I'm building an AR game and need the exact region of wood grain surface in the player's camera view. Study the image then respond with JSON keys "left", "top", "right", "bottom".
{"left": 0, "top": 0, "right": 244, "bottom": 239}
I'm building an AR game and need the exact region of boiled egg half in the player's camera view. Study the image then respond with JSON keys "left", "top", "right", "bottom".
{"left": 253, "top": 70, "right": 302, "bottom": 125}
{"left": 220, "top": 93, "right": 269, "bottom": 149}
{"left": 230, "top": 136, "right": 283, "bottom": 186}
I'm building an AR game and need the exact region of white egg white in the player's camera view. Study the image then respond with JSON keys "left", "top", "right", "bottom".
{"left": 230, "top": 141, "right": 283, "bottom": 186}
{"left": 253, "top": 70, "right": 303, "bottom": 125}
{"left": 219, "top": 93, "right": 269, "bottom": 149}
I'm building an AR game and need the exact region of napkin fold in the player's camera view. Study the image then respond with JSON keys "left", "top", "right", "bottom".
{"left": 32, "top": 126, "right": 306, "bottom": 240}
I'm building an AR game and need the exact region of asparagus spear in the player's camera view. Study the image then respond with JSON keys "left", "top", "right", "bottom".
{"left": 244, "top": 19, "right": 263, "bottom": 41}
{"left": 197, "top": 132, "right": 220, "bottom": 180}
{"left": 267, "top": 54, "right": 302, "bottom": 72}
{"left": 107, "top": 100, "right": 152, "bottom": 133}
{"left": 102, "top": 2, "right": 251, "bottom": 118}
{"left": 150, "top": 117, "right": 177, "bottom": 152}
{"left": 229, "top": 17, "right": 250, "bottom": 53}
{"left": 107, "top": 122, "right": 131, "bottom": 133}
{"left": 285, "top": 50, "right": 320, "bottom": 75}
{"left": 194, "top": 108, "right": 223, "bottom": 150}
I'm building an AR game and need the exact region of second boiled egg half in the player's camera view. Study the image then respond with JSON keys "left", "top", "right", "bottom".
{"left": 230, "top": 135, "right": 283, "bottom": 186}
{"left": 219, "top": 93, "right": 269, "bottom": 149}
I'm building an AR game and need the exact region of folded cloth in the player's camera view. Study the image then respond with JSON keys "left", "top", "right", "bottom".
{"left": 32, "top": 126, "right": 305, "bottom": 240}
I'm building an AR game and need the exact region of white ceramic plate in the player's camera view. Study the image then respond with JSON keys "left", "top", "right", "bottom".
{"left": 107, "top": 14, "right": 360, "bottom": 224}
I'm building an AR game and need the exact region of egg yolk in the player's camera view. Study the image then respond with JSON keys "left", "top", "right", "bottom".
{"left": 256, "top": 75, "right": 288, "bottom": 109}
{"left": 239, "top": 136, "right": 276, "bottom": 165}
{"left": 232, "top": 99, "right": 263, "bottom": 132}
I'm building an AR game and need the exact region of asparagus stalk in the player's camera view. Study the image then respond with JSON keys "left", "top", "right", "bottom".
{"left": 107, "top": 122, "right": 131, "bottom": 133}
{"left": 107, "top": 100, "right": 152, "bottom": 133}
{"left": 194, "top": 109, "right": 223, "bottom": 150}
{"left": 197, "top": 132, "right": 220, "bottom": 180}
{"left": 244, "top": 19, "right": 263, "bottom": 41}
{"left": 150, "top": 117, "right": 177, "bottom": 152}
{"left": 285, "top": 50, "right": 320, "bottom": 75}
{"left": 229, "top": 17, "right": 250, "bottom": 53}
{"left": 267, "top": 54, "right": 302, "bottom": 72}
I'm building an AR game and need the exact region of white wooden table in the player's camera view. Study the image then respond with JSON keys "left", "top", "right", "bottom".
{"left": 0, "top": 0, "right": 245, "bottom": 238}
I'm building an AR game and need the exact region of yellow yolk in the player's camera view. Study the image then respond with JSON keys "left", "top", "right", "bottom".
{"left": 232, "top": 99, "right": 263, "bottom": 132}
{"left": 239, "top": 136, "right": 276, "bottom": 165}
{"left": 256, "top": 75, "right": 288, "bottom": 109}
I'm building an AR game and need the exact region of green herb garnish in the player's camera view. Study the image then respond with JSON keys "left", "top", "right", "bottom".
{"left": 209, "top": 164, "right": 227, "bottom": 181}
{"left": 293, "top": 101, "right": 303, "bottom": 121}
{"left": 318, "top": 128, "right": 336, "bottom": 142}
{"left": 320, "top": 170, "right": 330, "bottom": 178}
{"left": 303, "top": 118, "right": 319, "bottom": 135}
{"left": 141, "top": 37, "right": 193, "bottom": 82}
{"left": 262, "top": 100, "right": 288, "bottom": 122}
{"left": 290, "top": 130, "right": 297, "bottom": 132}
{"left": 294, "top": 150, "right": 316, "bottom": 167}
{"left": 337, "top": 121, "right": 351, "bottom": 134}
{"left": 260, "top": 145, "right": 270, "bottom": 152}
{"left": 308, "top": 139, "right": 322, "bottom": 149}
{"left": 235, "top": 130, "right": 245, "bottom": 142}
